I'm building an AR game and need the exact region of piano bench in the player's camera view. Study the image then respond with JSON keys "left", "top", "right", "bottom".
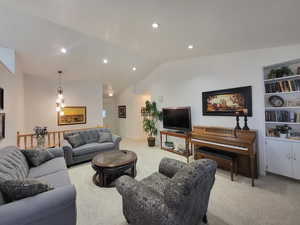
{"left": 195, "top": 147, "right": 238, "bottom": 181}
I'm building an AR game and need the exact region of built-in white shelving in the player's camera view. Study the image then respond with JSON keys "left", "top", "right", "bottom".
{"left": 265, "top": 91, "right": 300, "bottom": 95}
{"left": 264, "top": 59, "right": 300, "bottom": 135}
{"left": 264, "top": 74, "right": 300, "bottom": 82}
{"left": 265, "top": 136, "right": 300, "bottom": 143}
{"left": 265, "top": 106, "right": 300, "bottom": 110}
{"left": 265, "top": 121, "right": 300, "bottom": 125}
{"left": 264, "top": 59, "right": 300, "bottom": 180}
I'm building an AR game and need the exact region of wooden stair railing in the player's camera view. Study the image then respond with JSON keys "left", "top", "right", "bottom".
{"left": 17, "top": 126, "right": 103, "bottom": 149}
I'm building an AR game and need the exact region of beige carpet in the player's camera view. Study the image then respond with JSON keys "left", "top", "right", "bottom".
{"left": 68, "top": 139, "right": 300, "bottom": 225}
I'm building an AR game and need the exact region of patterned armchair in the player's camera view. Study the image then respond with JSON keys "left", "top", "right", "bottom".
{"left": 116, "top": 157, "right": 217, "bottom": 225}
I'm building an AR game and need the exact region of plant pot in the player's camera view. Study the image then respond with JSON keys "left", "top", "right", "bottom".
{"left": 36, "top": 136, "right": 45, "bottom": 150}
{"left": 147, "top": 137, "right": 156, "bottom": 147}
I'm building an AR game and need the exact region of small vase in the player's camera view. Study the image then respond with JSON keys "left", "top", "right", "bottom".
{"left": 279, "top": 133, "right": 288, "bottom": 139}
{"left": 36, "top": 136, "right": 45, "bottom": 150}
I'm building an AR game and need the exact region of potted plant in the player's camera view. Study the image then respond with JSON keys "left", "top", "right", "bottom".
{"left": 142, "top": 101, "right": 162, "bottom": 147}
{"left": 34, "top": 126, "right": 48, "bottom": 149}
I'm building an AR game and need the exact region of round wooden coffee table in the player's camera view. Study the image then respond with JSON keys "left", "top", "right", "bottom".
{"left": 91, "top": 150, "right": 137, "bottom": 187}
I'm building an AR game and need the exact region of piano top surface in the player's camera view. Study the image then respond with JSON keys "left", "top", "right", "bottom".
{"left": 191, "top": 126, "right": 257, "bottom": 146}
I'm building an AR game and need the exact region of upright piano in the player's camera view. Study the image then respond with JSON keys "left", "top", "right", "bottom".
{"left": 191, "top": 126, "right": 257, "bottom": 186}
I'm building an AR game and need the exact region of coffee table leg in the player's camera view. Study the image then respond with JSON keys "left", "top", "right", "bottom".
{"left": 92, "top": 168, "right": 107, "bottom": 187}
{"left": 131, "top": 162, "right": 137, "bottom": 177}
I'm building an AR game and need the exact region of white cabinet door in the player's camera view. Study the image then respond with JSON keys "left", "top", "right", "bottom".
{"left": 266, "top": 139, "right": 293, "bottom": 178}
{"left": 292, "top": 143, "right": 300, "bottom": 180}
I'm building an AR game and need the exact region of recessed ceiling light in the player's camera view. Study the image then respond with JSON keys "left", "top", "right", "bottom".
{"left": 152, "top": 22, "right": 159, "bottom": 29}
{"left": 103, "top": 59, "right": 108, "bottom": 64}
{"left": 188, "top": 45, "right": 194, "bottom": 49}
{"left": 60, "top": 48, "right": 67, "bottom": 54}
{"left": 132, "top": 67, "right": 137, "bottom": 71}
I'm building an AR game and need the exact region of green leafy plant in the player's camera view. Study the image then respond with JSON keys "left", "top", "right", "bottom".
{"left": 142, "top": 101, "right": 162, "bottom": 146}
{"left": 268, "top": 67, "right": 294, "bottom": 79}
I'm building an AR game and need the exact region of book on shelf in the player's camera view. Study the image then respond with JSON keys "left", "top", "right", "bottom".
{"left": 265, "top": 79, "right": 300, "bottom": 93}
{"left": 265, "top": 110, "right": 300, "bottom": 122}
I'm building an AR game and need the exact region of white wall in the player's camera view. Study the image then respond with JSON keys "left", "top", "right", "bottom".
{"left": 118, "top": 44, "right": 300, "bottom": 175}
{"left": 0, "top": 56, "right": 24, "bottom": 148}
{"left": 117, "top": 86, "right": 150, "bottom": 140}
{"left": 103, "top": 97, "right": 118, "bottom": 134}
{"left": 24, "top": 75, "right": 103, "bottom": 132}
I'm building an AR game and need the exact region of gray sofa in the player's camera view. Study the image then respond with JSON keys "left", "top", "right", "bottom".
{"left": 0, "top": 146, "right": 76, "bottom": 225}
{"left": 63, "top": 128, "right": 122, "bottom": 166}
{"left": 116, "top": 158, "right": 217, "bottom": 225}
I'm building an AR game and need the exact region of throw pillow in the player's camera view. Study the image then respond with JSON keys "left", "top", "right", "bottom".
{"left": 0, "top": 179, "right": 54, "bottom": 202}
{"left": 21, "top": 150, "right": 55, "bottom": 167}
{"left": 67, "top": 134, "right": 85, "bottom": 148}
{"left": 99, "top": 132, "right": 113, "bottom": 143}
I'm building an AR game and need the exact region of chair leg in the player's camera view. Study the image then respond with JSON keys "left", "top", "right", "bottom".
{"left": 230, "top": 161, "right": 234, "bottom": 181}
{"left": 235, "top": 158, "right": 238, "bottom": 176}
{"left": 202, "top": 214, "right": 208, "bottom": 224}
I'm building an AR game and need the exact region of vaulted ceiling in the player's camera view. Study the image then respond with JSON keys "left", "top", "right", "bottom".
{"left": 1, "top": 0, "right": 300, "bottom": 95}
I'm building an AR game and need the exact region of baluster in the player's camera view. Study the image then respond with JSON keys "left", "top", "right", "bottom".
{"left": 24, "top": 136, "right": 27, "bottom": 150}
{"left": 53, "top": 133, "right": 56, "bottom": 147}
{"left": 31, "top": 135, "right": 33, "bottom": 148}
{"left": 17, "top": 132, "right": 20, "bottom": 147}
{"left": 48, "top": 133, "right": 51, "bottom": 147}
{"left": 58, "top": 132, "right": 61, "bottom": 147}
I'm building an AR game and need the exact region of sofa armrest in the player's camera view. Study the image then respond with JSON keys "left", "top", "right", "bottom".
{"left": 115, "top": 175, "right": 139, "bottom": 196}
{"left": 112, "top": 134, "right": 122, "bottom": 150}
{"left": 47, "top": 147, "right": 64, "bottom": 158}
{"left": 159, "top": 158, "right": 187, "bottom": 178}
{"left": 0, "top": 185, "right": 76, "bottom": 225}
{"left": 62, "top": 140, "right": 73, "bottom": 166}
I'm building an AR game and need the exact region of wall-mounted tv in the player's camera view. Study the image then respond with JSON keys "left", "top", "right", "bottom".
{"left": 162, "top": 107, "right": 192, "bottom": 131}
{"left": 0, "top": 88, "right": 3, "bottom": 110}
{"left": 202, "top": 86, "right": 252, "bottom": 116}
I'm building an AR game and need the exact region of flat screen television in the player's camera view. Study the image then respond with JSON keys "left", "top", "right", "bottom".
{"left": 162, "top": 107, "right": 191, "bottom": 131}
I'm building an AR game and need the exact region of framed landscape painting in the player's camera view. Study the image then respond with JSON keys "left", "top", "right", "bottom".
{"left": 58, "top": 106, "right": 87, "bottom": 126}
{"left": 202, "top": 86, "right": 252, "bottom": 116}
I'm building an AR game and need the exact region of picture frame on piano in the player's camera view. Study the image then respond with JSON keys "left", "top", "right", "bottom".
{"left": 202, "top": 86, "right": 252, "bottom": 116}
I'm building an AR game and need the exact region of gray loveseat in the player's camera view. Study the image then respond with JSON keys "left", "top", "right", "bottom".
{"left": 116, "top": 158, "right": 217, "bottom": 225}
{"left": 0, "top": 146, "right": 76, "bottom": 225}
{"left": 63, "top": 128, "right": 121, "bottom": 166}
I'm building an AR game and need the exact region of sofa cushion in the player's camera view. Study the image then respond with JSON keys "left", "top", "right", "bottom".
{"left": 0, "top": 179, "right": 54, "bottom": 202}
{"left": 99, "top": 132, "right": 113, "bottom": 143}
{"left": 21, "top": 150, "right": 55, "bottom": 167}
{"left": 38, "top": 170, "right": 71, "bottom": 188}
{"left": 77, "top": 130, "right": 99, "bottom": 144}
{"left": 86, "top": 130, "right": 99, "bottom": 143}
{"left": 141, "top": 172, "right": 170, "bottom": 196}
{"left": 28, "top": 158, "right": 67, "bottom": 179}
{"left": 72, "top": 143, "right": 115, "bottom": 156}
{"left": 66, "top": 134, "right": 85, "bottom": 148}
{"left": 0, "top": 146, "right": 29, "bottom": 182}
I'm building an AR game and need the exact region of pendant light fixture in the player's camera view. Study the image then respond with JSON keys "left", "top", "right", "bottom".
{"left": 56, "top": 70, "right": 65, "bottom": 115}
